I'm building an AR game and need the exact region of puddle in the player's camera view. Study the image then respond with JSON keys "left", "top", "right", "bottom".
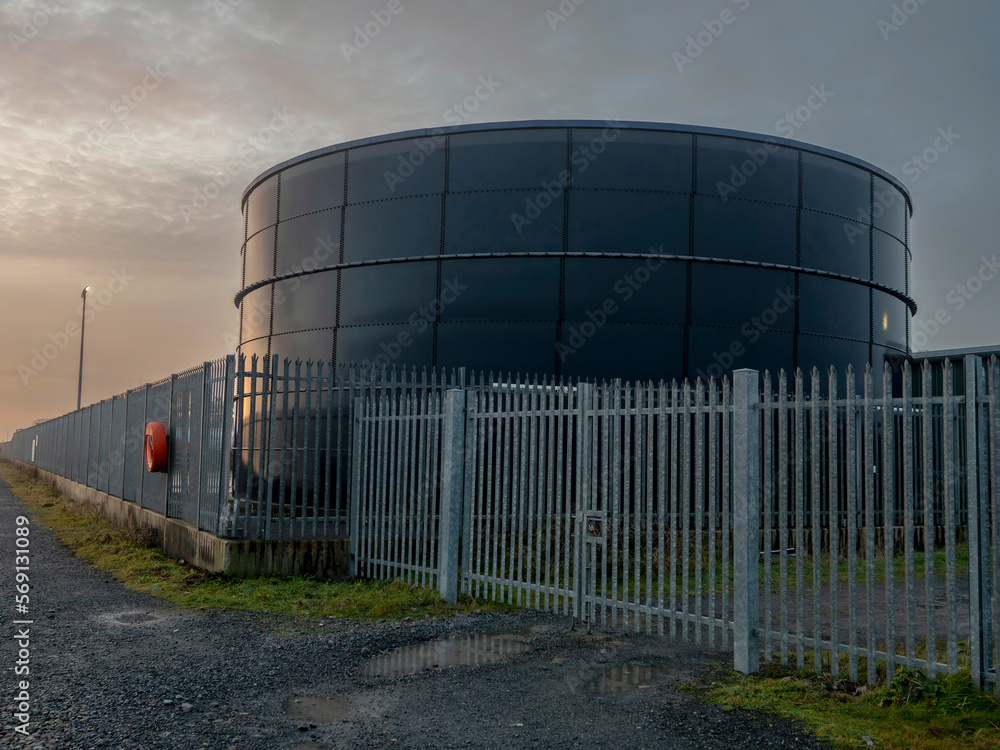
{"left": 589, "top": 665, "right": 664, "bottom": 693}
{"left": 363, "top": 633, "right": 534, "bottom": 678}
{"left": 113, "top": 611, "right": 159, "bottom": 624}
{"left": 284, "top": 696, "right": 351, "bottom": 723}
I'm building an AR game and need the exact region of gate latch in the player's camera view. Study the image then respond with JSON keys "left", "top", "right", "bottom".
{"left": 584, "top": 512, "right": 605, "bottom": 540}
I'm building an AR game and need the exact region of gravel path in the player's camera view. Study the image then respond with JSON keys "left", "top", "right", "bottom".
{"left": 0, "top": 476, "right": 831, "bottom": 749}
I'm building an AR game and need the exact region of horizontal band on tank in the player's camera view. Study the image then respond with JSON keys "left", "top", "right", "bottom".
{"left": 241, "top": 120, "right": 912, "bottom": 215}
{"left": 233, "top": 250, "right": 918, "bottom": 314}
{"left": 241, "top": 195, "right": 911, "bottom": 257}
{"left": 236, "top": 329, "right": 910, "bottom": 368}
{"left": 238, "top": 324, "right": 908, "bottom": 345}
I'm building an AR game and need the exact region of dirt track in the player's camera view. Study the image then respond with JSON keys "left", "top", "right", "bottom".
{"left": 0, "top": 476, "right": 830, "bottom": 749}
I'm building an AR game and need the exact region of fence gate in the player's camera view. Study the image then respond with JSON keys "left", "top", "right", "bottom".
{"left": 574, "top": 379, "right": 742, "bottom": 648}
{"left": 348, "top": 386, "right": 447, "bottom": 594}
{"left": 341, "top": 360, "right": 999, "bottom": 693}
{"left": 350, "top": 374, "right": 742, "bottom": 645}
{"left": 459, "top": 378, "right": 586, "bottom": 617}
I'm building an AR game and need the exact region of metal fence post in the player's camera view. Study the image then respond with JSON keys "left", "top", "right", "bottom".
{"left": 573, "top": 382, "right": 595, "bottom": 624}
{"left": 117, "top": 395, "right": 127, "bottom": 498}
{"left": 164, "top": 373, "right": 176, "bottom": 516}
{"left": 85, "top": 403, "right": 94, "bottom": 487}
{"left": 216, "top": 355, "right": 237, "bottom": 537}
{"left": 139, "top": 385, "right": 148, "bottom": 508}
{"left": 733, "top": 368, "right": 761, "bottom": 674}
{"left": 195, "top": 361, "right": 210, "bottom": 531}
{"left": 437, "top": 388, "right": 467, "bottom": 605}
{"left": 461, "top": 389, "right": 477, "bottom": 596}
{"left": 111, "top": 396, "right": 121, "bottom": 496}
{"left": 348, "top": 395, "right": 365, "bottom": 579}
{"left": 262, "top": 355, "right": 278, "bottom": 542}
{"left": 965, "top": 355, "right": 989, "bottom": 685}
{"left": 988, "top": 356, "right": 1000, "bottom": 694}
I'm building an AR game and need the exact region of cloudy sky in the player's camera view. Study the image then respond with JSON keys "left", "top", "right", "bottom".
{"left": 1, "top": 0, "right": 997, "bottom": 438}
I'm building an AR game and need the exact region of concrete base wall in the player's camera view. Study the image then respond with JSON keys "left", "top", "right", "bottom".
{"left": 10, "top": 461, "right": 349, "bottom": 580}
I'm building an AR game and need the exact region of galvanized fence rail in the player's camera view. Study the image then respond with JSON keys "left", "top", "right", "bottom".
{"left": 5, "top": 357, "right": 235, "bottom": 534}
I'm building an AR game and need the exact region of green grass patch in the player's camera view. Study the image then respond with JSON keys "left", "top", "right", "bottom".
{"left": 761, "top": 544, "right": 970, "bottom": 588}
{"left": 695, "top": 663, "right": 1000, "bottom": 749}
{"left": 0, "top": 463, "right": 510, "bottom": 621}
{"left": 472, "top": 532, "right": 969, "bottom": 605}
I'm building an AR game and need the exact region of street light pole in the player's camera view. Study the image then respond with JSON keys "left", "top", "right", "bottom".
{"left": 77, "top": 285, "right": 90, "bottom": 410}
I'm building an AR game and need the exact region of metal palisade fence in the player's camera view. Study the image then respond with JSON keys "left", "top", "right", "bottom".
{"left": 348, "top": 358, "right": 1000, "bottom": 691}
{"left": 4, "top": 353, "right": 999, "bottom": 690}
{"left": 229, "top": 355, "right": 465, "bottom": 541}
{"left": 750, "top": 359, "right": 997, "bottom": 689}
{"left": 5, "top": 357, "right": 235, "bottom": 533}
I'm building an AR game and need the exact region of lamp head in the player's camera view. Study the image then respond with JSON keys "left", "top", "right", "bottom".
{"left": 81, "top": 285, "right": 91, "bottom": 298}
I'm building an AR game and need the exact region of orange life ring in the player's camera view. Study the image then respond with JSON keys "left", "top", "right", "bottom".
{"left": 144, "top": 422, "right": 168, "bottom": 472}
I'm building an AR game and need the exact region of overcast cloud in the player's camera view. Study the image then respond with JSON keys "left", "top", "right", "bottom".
{"left": 0, "top": 0, "right": 997, "bottom": 437}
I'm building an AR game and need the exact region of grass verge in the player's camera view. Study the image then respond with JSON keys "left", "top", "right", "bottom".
{"left": 691, "top": 662, "right": 1000, "bottom": 749}
{"left": 0, "top": 463, "right": 510, "bottom": 621}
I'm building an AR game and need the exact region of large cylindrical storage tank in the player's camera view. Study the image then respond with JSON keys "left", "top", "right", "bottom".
{"left": 237, "top": 120, "right": 914, "bottom": 383}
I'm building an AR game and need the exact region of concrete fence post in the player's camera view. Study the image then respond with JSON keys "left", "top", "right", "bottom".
{"left": 733, "top": 368, "right": 761, "bottom": 674}
{"left": 438, "top": 388, "right": 467, "bottom": 605}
